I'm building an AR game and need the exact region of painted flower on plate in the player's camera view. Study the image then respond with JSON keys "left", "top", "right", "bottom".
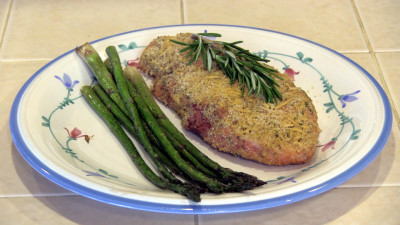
{"left": 339, "top": 90, "right": 361, "bottom": 108}
{"left": 126, "top": 57, "right": 140, "bottom": 67}
{"left": 65, "top": 127, "right": 92, "bottom": 143}
{"left": 284, "top": 67, "right": 300, "bottom": 81}
{"left": 278, "top": 177, "right": 297, "bottom": 184}
{"left": 317, "top": 139, "right": 337, "bottom": 152}
{"left": 55, "top": 73, "right": 79, "bottom": 89}
{"left": 83, "top": 170, "right": 105, "bottom": 177}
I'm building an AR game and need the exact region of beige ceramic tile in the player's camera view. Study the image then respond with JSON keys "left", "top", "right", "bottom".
{"left": 0, "top": 61, "right": 72, "bottom": 197}
{"left": 184, "top": 0, "right": 367, "bottom": 52}
{"left": 198, "top": 186, "right": 400, "bottom": 225}
{"left": 0, "top": 0, "right": 10, "bottom": 38}
{"left": 0, "top": 0, "right": 181, "bottom": 60}
{"left": 376, "top": 52, "right": 400, "bottom": 123}
{"left": 0, "top": 195, "right": 195, "bottom": 225}
{"left": 355, "top": 0, "right": 400, "bottom": 51}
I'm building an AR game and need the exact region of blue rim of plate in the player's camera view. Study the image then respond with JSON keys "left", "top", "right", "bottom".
{"left": 9, "top": 24, "right": 393, "bottom": 214}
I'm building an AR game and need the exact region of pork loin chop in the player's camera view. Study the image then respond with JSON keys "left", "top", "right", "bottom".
{"left": 138, "top": 33, "right": 320, "bottom": 166}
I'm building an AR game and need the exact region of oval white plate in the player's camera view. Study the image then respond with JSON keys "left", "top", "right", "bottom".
{"left": 10, "top": 24, "right": 392, "bottom": 214}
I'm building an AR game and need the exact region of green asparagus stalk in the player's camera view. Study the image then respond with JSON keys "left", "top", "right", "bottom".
{"left": 119, "top": 68, "right": 213, "bottom": 178}
{"left": 92, "top": 83, "right": 135, "bottom": 135}
{"left": 123, "top": 66, "right": 266, "bottom": 188}
{"left": 92, "top": 83, "right": 183, "bottom": 184}
{"left": 76, "top": 43, "right": 129, "bottom": 117}
{"left": 102, "top": 58, "right": 201, "bottom": 184}
{"left": 103, "top": 46, "right": 188, "bottom": 185}
{"left": 125, "top": 78, "right": 226, "bottom": 193}
{"left": 123, "top": 67, "right": 219, "bottom": 169}
{"left": 105, "top": 46, "right": 226, "bottom": 192}
{"left": 81, "top": 86, "right": 201, "bottom": 202}
{"left": 95, "top": 53, "right": 207, "bottom": 190}
{"left": 161, "top": 126, "right": 216, "bottom": 177}
{"left": 93, "top": 83, "right": 208, "bottom": 192}
{"left": 103, "top": 55, "right": 166, "bottom": 149}
{"left": 103, "top": 57, "right": 113, "bottom": 74}
{"left": 124, "top": 76, "right": 215, "bottom": 178}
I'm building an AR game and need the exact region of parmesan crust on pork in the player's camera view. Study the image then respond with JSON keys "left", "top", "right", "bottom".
{"left": 138, "top": 33, "right": 321, "bottom": 166}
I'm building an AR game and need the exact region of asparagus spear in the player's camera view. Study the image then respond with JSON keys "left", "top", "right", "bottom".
{"left": 125, "top": 76, "right": 215, "bottom": 176}
{"left": 92, "top": 83, "right": 134, "bottom": 135}
{"left": 123, "top": 66, "right": 266, "bottom": 188}
{"left": 103, "top": 57, "right": 211, "bottom": 177}
{"left": 123, "top": 67, "right": 220, "bottom": 169}
{"left": 92, "top": 83, "right": 183, "bottom": 184}
{"left": 102, "top": 56, "right": 164, "bottom": 150}
{"left": 81, "top": 86, "right": 201, "bottom": 201}
{"left": 161, "top": 126, "right": 216, "bottom": 177}
{"left": 103, "top": 57, "right": 113, "bottom": 74}
{"left": 106, "top": 46, "right": 227, "bottom": 193}
{"left": 104, "top": 56, "right": 210, "bottom": 188}
{"left": 103, "top": 46, "right": 192, "bottom": 185}
{"left": 76, "top": 43, "right": 129, "bottom": 117}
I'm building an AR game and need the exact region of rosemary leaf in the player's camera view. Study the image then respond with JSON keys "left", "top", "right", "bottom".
{"left": 197, "top": 32, "right": 222, "bottom": 37}
{"left": 206, "top": 47, "right": 212, "bottom": 71}
{"left": 180, "top": 45, "right": 193, "bottom": 53}
{"left": 186, "top": 47, "right": 196, "bottom": 59}
{"left": 256, "top": 76, "right": 262, "bottom": 97}
{"left": 225, "top": 50, "right": 236, "bottom": 59}
{"left": 250, "top": 70, "right": 256, "bottom": 90}
{"left": 195, "top": 38, "right": 203, "bottom": 62}
{"left": 170, "top": 39, "right": 191, "bottom": 46}
{"left": 201, "top": 47, "right": 207, "bottom": 70}
{"left": 187, "top": 52, "right": 197, "bottom": 65}
{"left": 229, "top": 41, "right": 244, "bottom": 45}
{"left": 210, "top": 47, "right": 216, "bottom": 59}
{"left": 272, "top": 85, "right": 282, "bottom": 100}
{"left": 244, "top": 75, "right": 251, "bottom": 94}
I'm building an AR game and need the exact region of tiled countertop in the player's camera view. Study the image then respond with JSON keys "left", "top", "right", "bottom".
{"left": 1, "top": 0, "right": 399, "bottom": 224}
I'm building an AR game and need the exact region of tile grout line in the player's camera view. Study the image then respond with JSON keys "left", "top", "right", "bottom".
{"left": 337, "top": 183, "right": 400, "bottom": 189}
{"left": 0, "top": 0, "right": 14, "bottom": 54}
{"left": 0, "top": 193, "right": 78, "bottom": 198}
{"left": 350, "top": 0, "right": 400, "bottom": 126}
{"left": 374, "top": 49, "right": 400, "bottom": 53}
{"left": 0, "top": 58, "right": 52, "bottom": 62}
{"left": 180, "top": 0, "right": 186, "bottom": 25}
{"left": 339, "top": 50, "right": 400, "bottom": 54}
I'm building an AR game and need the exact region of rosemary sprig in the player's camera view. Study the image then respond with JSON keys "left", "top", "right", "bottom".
{"left": 170, "top": 33, "right": 282, "bottom": 103}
